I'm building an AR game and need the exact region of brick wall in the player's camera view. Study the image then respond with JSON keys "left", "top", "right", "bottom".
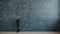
{"left": 0, "top": 0, "right": 59, "bottom": 31}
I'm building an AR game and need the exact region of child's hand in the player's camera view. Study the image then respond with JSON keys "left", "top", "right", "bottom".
{"left": 16, "top": 16, "right": 20, "bottom": 20}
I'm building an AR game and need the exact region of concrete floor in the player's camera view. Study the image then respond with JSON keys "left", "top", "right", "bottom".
{"left": 0, "top": 32, "right": 60, "bottom": 34}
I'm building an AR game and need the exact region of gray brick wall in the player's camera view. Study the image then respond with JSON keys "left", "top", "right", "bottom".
{"left": 0, "top": 0, "right": 59, "bottom": 31}
{"left": 19, "top": 0, "right": 59, "bottom": 31}
{"left": 0, "top": 0, "right": 17, "bottom": 31}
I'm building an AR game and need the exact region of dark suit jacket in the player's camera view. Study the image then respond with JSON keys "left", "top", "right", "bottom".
{"left": 16, "top": 19, "right": 20, "bottom": 32}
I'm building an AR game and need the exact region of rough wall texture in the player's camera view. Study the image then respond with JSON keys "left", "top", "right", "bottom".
{"left": 0, "top": 0, "right": 59, "bottom": 31}
{"left": 0, "top": 0, "right": 17, "bottom": 31}
{"left": 19, "top": 0, "right": 59, "bottom": 31}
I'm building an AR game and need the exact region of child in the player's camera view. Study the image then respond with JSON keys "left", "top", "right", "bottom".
{"left": 16, "top": 16, "right": 20, "bottom": 32}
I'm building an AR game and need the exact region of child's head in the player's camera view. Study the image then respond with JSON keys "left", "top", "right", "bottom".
{"left": 16, "top": 16, "right": 20, "bottom": 20}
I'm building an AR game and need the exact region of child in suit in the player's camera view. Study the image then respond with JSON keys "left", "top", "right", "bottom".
{"left": 16, "top": 16, "right": 20, "bottom": 32}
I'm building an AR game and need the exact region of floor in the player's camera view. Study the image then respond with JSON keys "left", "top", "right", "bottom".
{"left": 0, "top": 32, "right": 60, "bottom": 34}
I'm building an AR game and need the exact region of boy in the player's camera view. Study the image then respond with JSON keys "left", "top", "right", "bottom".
{"left": 16, "top": 16, "right": 20, "bottom": 32}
